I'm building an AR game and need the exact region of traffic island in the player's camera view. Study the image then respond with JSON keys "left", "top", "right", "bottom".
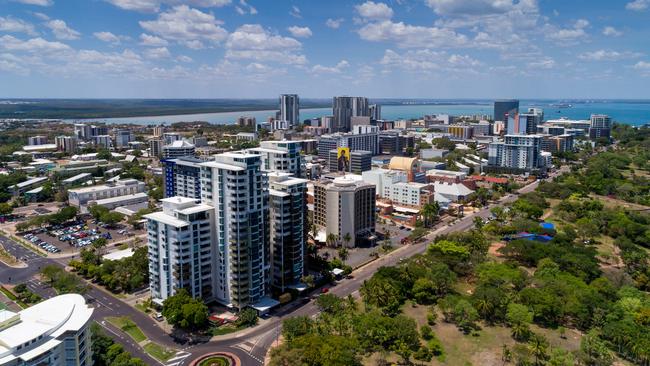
{"left": 190, "top": 352, "right": 240, "bottom": 366}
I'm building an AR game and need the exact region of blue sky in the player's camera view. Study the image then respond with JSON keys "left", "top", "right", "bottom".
{"left": 0, "top": 0, "right": 649, "bottom": 98}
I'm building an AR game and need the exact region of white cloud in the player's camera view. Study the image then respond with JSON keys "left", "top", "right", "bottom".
{"left": 0, "top": 53, "right": 30, "bottom": 75}
{"left": 139, "top": 33, "right": 168, "bottom": 46}
{"left": 547, "top": 19, "right": 589, "bottom": 44}
{"left": 602, "top": 26, "right": 623, "bottom": 37}
{"left": 358, "top": 20, "right": 468, "bottom": 48}
{"left": 325, "top": 18, "right": 344, "bottom": 29}
{"left": 426, "top": 0, "right": 517, "bottom": 15}
{"left": 236, "top": 0, "right": 257, "bottom": 15}
{"left": 578, "top": 49, "right": 643, "bottom": 61}
{"left": 634, "top": 61, "right": 650, "bottom": 76}
{"left": 225, "top": 24, "right": 307, "bottom": 65}
{"left": 0, "top": 35, "right": 70, "bottom": 52}
{"left": 176, "top": 55, "right": 193, "bottom": 63}
{"left": 311, "top": 60, "right": 349, "bottom": 74}
{"left": 93, "top": 31, "right": 121, "bottom": 44}
{"left": 355, "top": 1, "right": 393, "bottom": 20}
{"left": 144, "top": 47, "right": 170, "bottom": 59}
{"left": 0, "top": 16, "right": 37, "bottom": 36}
{"left": 45, "top": 19, "right": 81, "bottom": 40}
{"left": 10, "top": 0, "right": 52, "bottom": 6}
{"left": 634, "top": 61, "right": 650, "bottom": 69}
{"left": 379, "top": 48, "right": 481, "bottom": 74}
{"left": 32, "top": 12, "right": 50, "bottom": 20}
{"left": 289, "top": 5, "right": 301, "bottom": 18}
{"left": 527, "top": 58, "right": 556, "bottom": 69}
{"left": 104, "top": 0, "right": 231, "bottom": 12}
{"left": 139, "top": 5, "right": 228, "bottom": 49}
{"left": 287, "top": 26, "right": 312, "bottom": 38}
{"left": 626, "top": 0, "right": 649, "bottom": 11}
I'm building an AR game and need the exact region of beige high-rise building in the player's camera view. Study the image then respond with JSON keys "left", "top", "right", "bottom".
{"left": 314, "top": 176, "right": 375, "bottom": 248}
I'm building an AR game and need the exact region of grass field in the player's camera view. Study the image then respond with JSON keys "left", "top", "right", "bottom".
{"left": 143, "top": 342, "right": 176, "bottom": 362}
{"left": 106, "top": 316, "right": 146, "bottom": 343}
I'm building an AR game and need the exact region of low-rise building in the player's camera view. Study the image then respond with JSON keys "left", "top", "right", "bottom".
{"left": 9, "top": 176, "right": 48, "bottom": 196}
{"left": 68, "top": 179, "right": 146, "bottom": 213}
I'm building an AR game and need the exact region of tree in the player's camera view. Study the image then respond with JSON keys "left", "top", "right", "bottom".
{"left": 100, "top": 211, "right": 124, "bottom": 227}
{"left": 337, "top": 246, "right": 349, "bottom": 262}
{"left": 301, "top": 274, "right": 315, "bottom": 289}
{"left": 527, "top": 334, "right": 549, "bottom": 365}
{"left": 579, "top": 331, "right": 613, "bottom": 366}
{"left": 282, "top": 316, "right": 313, "bottom": 342}
{"left": 326, "top": 233, "right": 338, "bottom": 247}
{"left": 473, "top": 216, "right": 485, "bottom": 229}
{"left": 0, "top": 203, "right": 12, "bottom": 216}
{"left": 161, "top": 289, "right": 208, "bottom": 330}
{"left": 575, "top": 217, "right": 599, "bottom": 243}
{"left": 421, "top": 202, "right": 439, "bottom": 227}
{"left": 236, "top": 308, "right": 258, "bottom": 327}
{"left": 92, "top": 238, "right": 108, "bottom": 256}
{"left": 342, "top": 233, "right": 352, "bottom": 248}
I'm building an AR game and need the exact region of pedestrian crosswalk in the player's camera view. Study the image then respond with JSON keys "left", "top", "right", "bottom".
{"left": 165, "top": 351, "right": 191, "bottom": 366}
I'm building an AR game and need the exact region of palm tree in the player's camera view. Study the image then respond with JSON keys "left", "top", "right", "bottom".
{"left": 511, "top": 323, "right": 530, "bottom": 342}
{"left": 337, "top": 247, "right": 349, "bottom": 262}
{"left": 420, "top": 202, "right": 439, "bottom": 227}
{"left": 528, "top": 334, "right": 549, "bottom": 366}
{"left": 342, "top": 232, "right": 352, "bottom": 248}
{"left": 326, "top": 233, "right": 337, "bottom": 247}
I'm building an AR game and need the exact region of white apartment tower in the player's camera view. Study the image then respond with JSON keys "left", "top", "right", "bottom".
{"left": 145, "top": 197, "right": 215, "bottom": 304}
{"left": 279, "top": 94, "right": 300, "bottom": 128}
{"left": 200, "top": 152, "right": 269, "bottom": 309}
{"left": 248, "top": 140, "right": 305, "bottom": 178}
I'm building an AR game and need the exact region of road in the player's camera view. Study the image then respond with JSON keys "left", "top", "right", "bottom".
{"left": 0, "top": 168, "right": 563, "bottom": 366}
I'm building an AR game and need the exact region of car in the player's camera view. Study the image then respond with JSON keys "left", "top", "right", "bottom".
{"left": 154, "top": 312, "right": 163, "bottom": 321}
{"left": 320, "top": 287, "right": 329, "bottom": 294}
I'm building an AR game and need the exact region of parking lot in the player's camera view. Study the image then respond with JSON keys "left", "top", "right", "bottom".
{"left": 22, "top": 220, "right": 145, "bottom": 255}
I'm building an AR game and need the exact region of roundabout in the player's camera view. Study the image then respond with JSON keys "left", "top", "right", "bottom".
{"left": 190, "top": 352, "right": 240, "bottom": 366}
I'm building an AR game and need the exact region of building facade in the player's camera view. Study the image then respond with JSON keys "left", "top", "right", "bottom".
{"left": 493, "top": 99, "right": 519, "bottom": 124}
{"left": 268, "top": 172, "right": 307, "bottom": 292}
{"left": 55, "top": 135, "right": 77, "bottom": 154}
{"left": 589, "top": 114, "right": 612, "bottom": 139}
{"left": 68, "top": 179, "right": 146, "bottom": 213}
{"left": 146, "top": 197, "right": 215, "bottom": 304}
{"left": 248, "top": 140, "right": 304, "bottom": 177}
{"left": 332, "top": 96, "right": 369, "bottom": 132}
{"left": 163, "top": 140, "right": 196, "bottom": 159}
{"left": 0, "top": 294, "right": 93, "bottom": 366}
{"left": 163, "top": 157, "right": 203, "bottom": 200}
{"left": 314, "top": 176, "right": 375, "bottom": 248}
{"left": 488, "top": 134, "right": 546, "bottom": 171}
{"left": 279, "top": 94, "right": 299, "bottom": 128}
{"left": 200, "top": 152, "right": 269, "bottom": 309}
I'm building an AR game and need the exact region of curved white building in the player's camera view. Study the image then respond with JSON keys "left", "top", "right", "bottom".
{"left": 0, "top": 294, "right": 93, "bottom": 366}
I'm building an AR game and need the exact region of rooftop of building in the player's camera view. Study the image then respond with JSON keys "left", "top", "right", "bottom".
{"left": 388, "top": 156, "right": 418, "bottom": 171}
{"left": 68, "top": 179, "right": 143, "bottom": 194}
{"left": 10, "top": 176, "right": 48, "bottom": 189}
{"left": 0, "top": 294, "right": 92, "bottom": 364}
{"left": 92, "top": 192, "right": 148, "bottom": 205}
{"left": 164, "top": 140, "right": 195, "bottom": 149}
{"left": 21, "top": 144, "right": 57, "bottom": 152}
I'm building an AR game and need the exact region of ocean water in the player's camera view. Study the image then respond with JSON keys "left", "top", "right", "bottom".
{"left": 74, "top": 101, "right": 650, "bottom": 126}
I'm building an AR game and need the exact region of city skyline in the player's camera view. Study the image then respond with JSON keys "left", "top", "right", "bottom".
{"left": 1, "top": 0, "right": 650, "bottom": 99}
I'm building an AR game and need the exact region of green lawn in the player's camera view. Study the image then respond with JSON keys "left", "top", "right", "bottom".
{"left": 143, "top": 342, "right": 176, "bottom": 362}
{"left": 106, "top": 316, "right": 147, "bottom": 343}
{"left": 210, "top": 324, "right": 246, "bottom": 336}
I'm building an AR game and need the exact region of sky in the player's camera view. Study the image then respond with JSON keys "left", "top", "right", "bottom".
{"left": 0, "top": 0, "right": 649, "bottom": 99}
